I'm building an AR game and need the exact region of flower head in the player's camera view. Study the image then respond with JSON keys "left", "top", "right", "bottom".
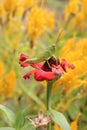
{"left": 27, "top": 6, "right": 55, "bottom": 42}
{"left": 19, "top": 53, "right": 74, "bottom": 81}
{"left": 4, "top": 69, "right": 16, "bottom": 98}
{"left": 4, "top": 0, "right": 20, "bottom": 13}
{"left": 31, "top": 111, "right": 51, "bottom": 128}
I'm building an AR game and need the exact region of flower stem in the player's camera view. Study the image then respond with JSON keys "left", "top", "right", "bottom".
{"left": 46, "top": 76, "right": 59, "bottom": 110}
{"left": 46, "top": 77, "right": 60, "bottom": 130}
{"left": 47, "top": 81, "right": 53, "bottom": 110}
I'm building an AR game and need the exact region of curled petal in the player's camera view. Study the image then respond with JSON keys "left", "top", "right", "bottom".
{"left": 19, "top": 53, "right": 31, "bottom": 67}
{"left": 19, "top": 53, "right": 42, "bottom": 69}
{"left": 23, "top": 70, "right": 36, "bottom": 79}
{"left": 20, "top": 62, "right": 31, "bottom": 67}
{"left": 60, "top": 59, "right": 75, "bottom": 71}
{"left": 60, "top": 59, "right": 67, "bottom": 72}
{"left": 34, "top": 70, "right": 55, "bottom": 81}
{"left": 19, "top": 53, "right": 29, "bottom": 61}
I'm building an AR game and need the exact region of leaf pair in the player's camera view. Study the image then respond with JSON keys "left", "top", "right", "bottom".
{"left": 0, "top": 104, "right": 71, "bottom": 130}
{"left": 0, "top": 104, "right": 16, "bottom": 126}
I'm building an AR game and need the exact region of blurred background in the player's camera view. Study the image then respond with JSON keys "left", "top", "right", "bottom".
{"left": 0, "top": 0, "right": 87, "bottom": 130}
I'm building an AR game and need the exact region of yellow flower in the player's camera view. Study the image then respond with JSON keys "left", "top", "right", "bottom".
{"left": 15, "top": 3, "right": 24, "bottom": 17}
{"left": 70, "top": 114, "right": 81, "bottom": 130}
{"left": 0, "top": 60, "right": 5, "bottom": 78}
{"left": 65, "top": 0, "right": 87, "bottom": 31}
{"left": 0, "top": 79, "right": 3, "bottom": 93}
{"left": 84, "top": 77, "right": 87, "bottom": 89}
{"left": 27, "top": 6, "right": 55, "bottom": 42}
{"left": 75, "top": 10, "right": 85, "bottom": 23}
{"left": 4, "top": 16, "right": 22, "bottom": 36}
{"left": 54, "top": 114, "right": 81, "bottom": 130}
{"left": 0, "top": 3, "right": 6, "bottom": 22}
{"left": 65, "top": 0, "right": 80, "bottom": 20}
{"left": 46, "top": 11, "right": 55, "bottom": 29}
{"left": 0, "top": 60, "right": 5, "bottom": 93}
{"left": 27, "top": 6, "right": 47, "bottom": 40}
{"left": 22, "top": 0, "right": 38, "bottom": 9}
{"left": 4, "top": 50, "right": 8, "bottom": 59}
{"left": 12, "top": 39, "right": 19, "bottom": 49}
{"left": 72, "top": 10, "right": 85, "bottom": 30}
{"left": 4, "top": 69, "right": 16, "bottom": 98}
{"left": 60, "top": 38, "right": 75, "bottom": 59}
{"left": 4, "top": 0, "right": 20, "bottom": 13}
{"left": 54, "top": 124, "right": 62, "bottom": 130}
{"left": 0, "top": 4, "right": 4, "bottom": 16}
{"left": 81, "top": 0, "right": 87, "bottom": 14}
{"left": 53, "top": 38, "right": 87, "bottom": 94}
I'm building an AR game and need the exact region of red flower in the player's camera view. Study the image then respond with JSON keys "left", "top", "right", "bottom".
{"left": 19, "top": 53, "right": 75, "bottom": 81}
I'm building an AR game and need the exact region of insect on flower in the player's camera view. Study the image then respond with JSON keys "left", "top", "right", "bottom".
{"left": 19, "top": 54, "right": 75, "bottom": 81}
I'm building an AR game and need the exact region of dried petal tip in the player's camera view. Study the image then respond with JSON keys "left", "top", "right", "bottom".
{"left": 32, "top": 111, "right": 51, "bottom": 128}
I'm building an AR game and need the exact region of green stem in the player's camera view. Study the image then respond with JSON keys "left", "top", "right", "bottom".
{"left": 46, "top": 81, "right": 53, "bottom": 130}
{"left": 46, "top": 76, "right": 59, "bottom": 110}
{"left": 47, "top": 80, "right": 54, "bottom": 130}
{"left": 46, "top": 77, "right": 60, "bottom": 130}
{"left": 47, "top": 81, "right": 53, "bottom": 110}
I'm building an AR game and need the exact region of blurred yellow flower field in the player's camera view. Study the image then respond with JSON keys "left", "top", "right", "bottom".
{"left": 0, "top": 0, "right": 87, "bottom": 130}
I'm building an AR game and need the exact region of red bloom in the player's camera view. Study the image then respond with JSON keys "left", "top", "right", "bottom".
{"left": 19, "top": 53, "right": 75, "bottom": 81}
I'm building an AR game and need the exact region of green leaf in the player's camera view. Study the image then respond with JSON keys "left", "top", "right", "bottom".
{"left": 0, "top": 104, "right": 16, "bottom": 126}
{"left": 15, "top": 111, "right": 25, "bottom": 129}
{"left": 0, "top": 127, "right": 16, "bottom": 130}
{"left": 21, "top": 123, "right": 36, "bottom": 130}
{"left": 68, "top": 101, "right": 80, "bottom": 120}
{"left": 18, "top": 80, "right": 44, "bottom": 106}
{"left": 50, "top": 109, "right": 71, "bottom": 130}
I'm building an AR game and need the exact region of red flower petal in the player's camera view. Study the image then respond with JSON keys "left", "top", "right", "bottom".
{"left": 60, "top": 59, "right": 67, "bottom": 72}
{"left": 19, "top": 53, "right": 42, "bottom": 69}
{"left": 19, "top": 53, "right": 30, "bottom": 67}
{"left": 19, "top": 53, "right": 29, "bottom": 61}
{"left": 31, "top": 63, "right": 42, "bottom": 69}
{"left": 34, "top": 70, "right": 55, "bottom": 81}
{"left": 60, "top": 59, "right": 75, "bottom": 71}
{"left": 52, "top": 65, "right": 65, "bottom": 76}
{"left": 23, "top": 69, "right": 55, "bottom": 81}
{"left": 23, "top": 70, "right": 36, "bottom": 79}
{"left": 19, "top": 62, "right": 30, "bottom": 67}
